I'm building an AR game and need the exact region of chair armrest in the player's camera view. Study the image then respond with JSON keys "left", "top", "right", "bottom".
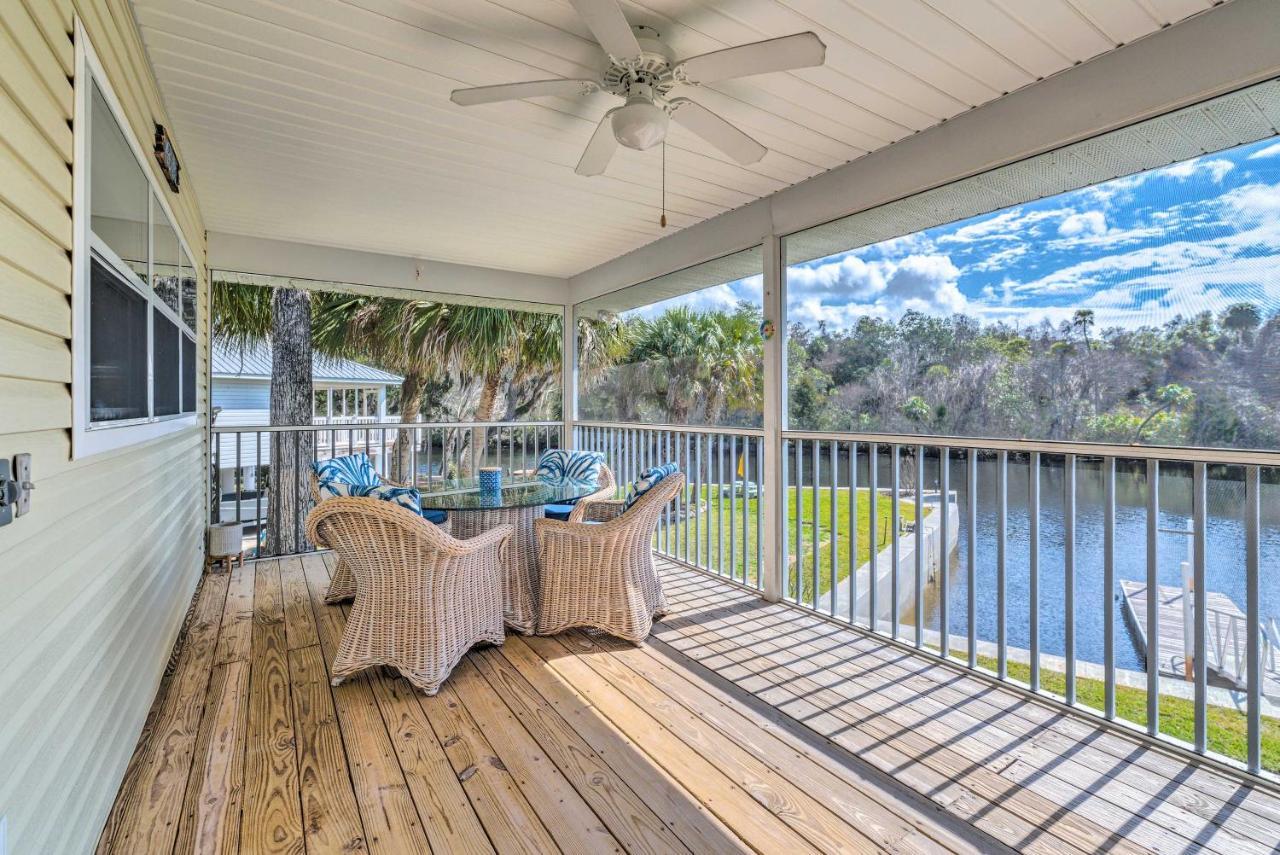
{"left": 453, "top": 522, "right": 515, "bottom": 555}
{"left": 568, "top": 497, "right": 626, "bottom": 524}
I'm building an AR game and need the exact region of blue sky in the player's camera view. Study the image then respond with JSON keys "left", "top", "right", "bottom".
{"left": 634, "top": 136, "right": 1280, "bottom": 332}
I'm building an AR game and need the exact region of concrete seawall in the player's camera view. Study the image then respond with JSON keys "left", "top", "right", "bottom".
{"left": 817, "top": 490, "right": 960, "bottom": 624}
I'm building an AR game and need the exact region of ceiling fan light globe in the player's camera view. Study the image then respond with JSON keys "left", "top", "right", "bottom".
{"left": 611, "top": 99, "right": 668, "bottom": 150}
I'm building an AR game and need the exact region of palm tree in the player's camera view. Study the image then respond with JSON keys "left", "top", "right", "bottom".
{"left": 214, "top": 281, "right": 318, "bottom": 555}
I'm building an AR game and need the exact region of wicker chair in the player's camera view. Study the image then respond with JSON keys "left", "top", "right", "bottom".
{"left": 534, "top": 473, "right": 686, "bottom": 643}
{"left": 305, "top": 497, "right": 511, "bottom": 695}
{"left": 542, "top": 463, "right": 617, "bottom": 521}
{"left": 310, "top": 472, "right": 451, "bottom": 603}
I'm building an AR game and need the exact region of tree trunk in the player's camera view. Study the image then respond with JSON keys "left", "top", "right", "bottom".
{"left": 266, "top": 288, "right": 313, "bottom": 556}
{"left": 464, "top": 371, "right": 502, "bottom": 476}
{"left": 392, "top": 372, "right": 424, "bottom": 484}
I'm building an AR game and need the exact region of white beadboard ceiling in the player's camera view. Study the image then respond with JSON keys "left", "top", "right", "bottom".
{"left": 130, "top": 0, "right": 1221, "bottom": 278}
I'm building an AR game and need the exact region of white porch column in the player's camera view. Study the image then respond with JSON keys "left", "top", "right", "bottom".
{"left": 761, "top": 234, "right": 785, "bottom": 603}
{"left": 377, "top": 386, "right": 387, "bottom": 420}
{"left": 561, "top": 303, "right": 576, "bottom": 449}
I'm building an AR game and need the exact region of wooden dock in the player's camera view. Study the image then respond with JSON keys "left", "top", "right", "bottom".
{"left": 1121, "top": 580, "right": 1280, "bottom": 697}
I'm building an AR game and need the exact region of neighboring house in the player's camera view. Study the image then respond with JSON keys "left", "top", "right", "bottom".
{"left": 212, "top": 341, "right": 403, "bottom": 518}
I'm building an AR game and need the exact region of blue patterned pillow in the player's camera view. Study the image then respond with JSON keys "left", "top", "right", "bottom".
{"left": 313, "top": 453, "right": 380, "bottom": 489}
{"left": 319, "top": 480, "right": 421, "bottom": 515}
{"left": 535, "top": 450, "right": 604, "bottom": 489}
{"left": 623, "top": 462, "right": 679, "bottom": 512}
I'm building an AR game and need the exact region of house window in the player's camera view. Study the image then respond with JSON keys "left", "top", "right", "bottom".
{"left": 73, "top": 26, "right": 199, "bottom": 457}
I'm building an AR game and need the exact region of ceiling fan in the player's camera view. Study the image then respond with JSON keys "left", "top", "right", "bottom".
{"left": 449, "top": 0, "right": 826, "bottom": 177}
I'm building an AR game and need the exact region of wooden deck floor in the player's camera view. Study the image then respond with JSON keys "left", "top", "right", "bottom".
{"left": 97, "top": 553, "right": 1280, "bottom": 854}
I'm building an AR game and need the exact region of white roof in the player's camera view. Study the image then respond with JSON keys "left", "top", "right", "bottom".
{"left": 212, "top": 341, "right": 403, "bottom": 385}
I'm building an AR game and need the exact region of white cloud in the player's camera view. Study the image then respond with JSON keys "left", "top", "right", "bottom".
{"left": 1220, "top": 181, "right": 1280, "bottom": 221}
{"left": 1247, "top": 141, "right": 1280, "bottom": 160}
{"left": 1161, "top": 157, "right": 1234, "bottom": 183}
{"left": 786, "top": 252, "right": 969, "bottom": 325}
{"left": 937, "top": 207, "right": 1071, "bottom": 244}
{"left": 1057, "top": 210, "right": 1107, "bottom": 238}
{"left": 969, "top": 244, "right": 1029, "bottom": 272}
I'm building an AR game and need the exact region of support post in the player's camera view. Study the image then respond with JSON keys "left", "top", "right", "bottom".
{"left": 761, "top": 234, "right": 785, "bottom": 603}
{"left": 561, "top": 303, "right": 577, "bottom": 450}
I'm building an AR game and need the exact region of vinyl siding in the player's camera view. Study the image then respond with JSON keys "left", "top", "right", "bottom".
{"left": 0, "top": 1, "right": 209, "bottom": 853}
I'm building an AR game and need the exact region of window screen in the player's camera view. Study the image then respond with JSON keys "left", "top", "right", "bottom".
{"left": 90, "top": 258, "right": 148, "bottom": 422}
{"left": 153, "top": 308, "right": 180, "bottom": 416}
{"left": 182, "top": 333, "right": 196, "bottom": 413}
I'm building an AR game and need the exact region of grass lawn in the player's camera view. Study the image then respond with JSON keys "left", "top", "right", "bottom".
{"left": 656, "top": 485, "right": 920, "bottom": 603}
{"left": 956, "top": 651, "right": 1280, "bottom": 773}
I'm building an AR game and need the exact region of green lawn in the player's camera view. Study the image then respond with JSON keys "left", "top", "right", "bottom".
{"left": 957, "top": 652, "right": 1280, "bottom": 773}
{"left": 654, "top": 485, "right": 920, "bottom": 603}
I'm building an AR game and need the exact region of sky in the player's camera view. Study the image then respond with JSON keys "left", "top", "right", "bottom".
{"left": 630, "top": 136, "right": 1280, "bottom": 333}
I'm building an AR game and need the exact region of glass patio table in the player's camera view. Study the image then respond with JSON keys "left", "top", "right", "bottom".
{"left": 419, "top": 477, "right": 598, "bottom": 633}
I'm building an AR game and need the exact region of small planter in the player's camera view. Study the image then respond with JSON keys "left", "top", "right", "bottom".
{"left": 207, "top": 522, "right": 245, "bottom": 573}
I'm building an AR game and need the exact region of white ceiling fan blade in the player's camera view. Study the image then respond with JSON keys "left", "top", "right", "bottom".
{"left": 569, "top": 0, "right": 642, "bottom": 60}
{"left": 675, "top": 32, "right": 826, "bottom": 84}
{"left": 576, "top": 111, "right": 619, "bottom": 176}
{"left": 450, "top": 78, "right": 597, "bottom": 106}
{"left": 669, "top": 99, "right": 766, "bottom": 165}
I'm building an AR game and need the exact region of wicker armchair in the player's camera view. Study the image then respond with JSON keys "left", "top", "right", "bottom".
{"left": 534, "top": 473, "right": 685, "bottom": 643}
{"left": 305, "top": 497, "right": 511, "bottom": 695}
{"left": 310, "top": 472, "right": 451, "bottom": 603}
{"left": 543, "top": 463, "right": 617, "bottom": 521}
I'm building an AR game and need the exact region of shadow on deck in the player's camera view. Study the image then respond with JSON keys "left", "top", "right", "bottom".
{"left": 97, "top": 553, "right": 1280, "bottom": 854}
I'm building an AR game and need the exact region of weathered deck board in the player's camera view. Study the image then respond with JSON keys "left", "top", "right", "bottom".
{"left": 98, "top": 552, "right": 1280, "bottom": 854}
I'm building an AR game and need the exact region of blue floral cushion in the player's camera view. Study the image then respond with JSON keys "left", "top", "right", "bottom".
{"left": 535, "top": 450, "right": 604, "bottom": 489}
{"left": 318, "top": 481, "right": 421, "bottom": 515}
{"left": 623, "top": 462, "right": 678, "bottom": 512}
{"left": 313, "top": 453, "right": 380, "bottom": 491}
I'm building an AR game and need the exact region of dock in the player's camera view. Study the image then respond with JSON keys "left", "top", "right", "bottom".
{"left": 1120, "top": 580, "right": 1280, "bottom": 698}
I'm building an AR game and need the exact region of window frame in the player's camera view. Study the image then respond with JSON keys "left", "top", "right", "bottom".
{"left": 72, "top": 21, "right": 200, "bottom": 459}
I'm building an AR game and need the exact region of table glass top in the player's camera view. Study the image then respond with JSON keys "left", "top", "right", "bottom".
{"left": 417, "top": 477, "right": 598, "bottom": 510}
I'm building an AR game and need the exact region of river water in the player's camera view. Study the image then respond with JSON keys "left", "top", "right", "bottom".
{"left": 792, "top": 447, "right": 1280, "bottom": 672}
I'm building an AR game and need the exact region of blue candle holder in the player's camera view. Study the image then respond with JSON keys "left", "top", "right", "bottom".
{"left": 479, "top": 466, "right": 503, "bottom": 495}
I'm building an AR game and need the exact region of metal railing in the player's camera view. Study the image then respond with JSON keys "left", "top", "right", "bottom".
{"left": 211, "top": 420, "right": 561, "bottom": 557}
{"left": 782, "top": 430, "right": 1278, "bottom": 778}
{"left": 575, "top": 422, "right": 765, "bottom": 591}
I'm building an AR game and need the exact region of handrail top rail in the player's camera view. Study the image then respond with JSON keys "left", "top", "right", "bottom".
{"left": 212, "top": 420, "right": 561, "bottom": 434}
{"left": 576, "top": 420, "right": 765, "bottom": 438}
{"left": 780, "top": 429, "right": 1280, "bottom": 467}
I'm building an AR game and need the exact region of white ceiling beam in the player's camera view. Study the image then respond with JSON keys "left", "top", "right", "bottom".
{"left": 208, "top": 232, "right": 571, "bottom": 309}
{"left": 570, "top": 0, "right": 1280, "bottom": 304}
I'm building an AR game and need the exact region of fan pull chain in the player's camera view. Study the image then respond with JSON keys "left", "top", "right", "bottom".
{"left": 660, "top": 141, "right": 668, "bottom": 228}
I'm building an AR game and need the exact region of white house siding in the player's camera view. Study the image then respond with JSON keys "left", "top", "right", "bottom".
{"left": 0, "top": 2, "right": 208, "bottom": 853}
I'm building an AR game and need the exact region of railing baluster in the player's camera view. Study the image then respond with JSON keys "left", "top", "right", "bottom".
{"left": 997, "top": 449, "right": 1007, "bottom": 679}
{"left": 254, "top": 431, "right": 262, "bottom": 556}
{"left": 868, "top": 443, "right": 878, "bottom": 633}
{"left": 914, "top": 445, "right": 925, "bottom": 648}
{"left": 695, "top": 433, "right": 703, "bottom": 570}
{"left": 1146, "top": 459, "right": 1160, "bottom": 735}
{"left": 829, "top": 440, "right": 838, "bottom": 616}
{"left": 719, "top": 434, "right": 727, "bottom": 577}
{"left": 891, "top": 444, "right": 901, "bottom": 639}
{"left": 939, "top": 447, "right": 949, "bottom": 658}
{"left": 849, "top": 441, "right": 858, "bottom": 626}
{"left": 685, "top": 431, "right": 693, "bottom": 565}
{"left": 1246, "top": 465, "right": 1261, "bottom": 774}
{"left": 1030, "top": 451, "right": 1040, "bottom": 691}
{"left": 1065, "top": 453, "right": 1076, "bottom": 704}
{"left": 1104, "top": 456, "right": 1116, "bottom": 719}
{"left": 788, "top": 437, "right": 798, "bottom": 604}
{"left": 730, "top": 434, "right": 738, "bottom": 582}
{"left": 967, "top": 450, "right": 977, "bottom": 669}
{"left": 781, "top": 438, "right": 790, "bottom": 600}
{"left": 755, "top": 436, "right": 763, "bottom": 589}
{"left": 234, "top": 432, "right": 243, "bottom": 525}
{"left": 1193, "top": 461, "right": 1208, "bottom": 753}
{"left": 811, "top": 439, "right": 819, "bottom": 609}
